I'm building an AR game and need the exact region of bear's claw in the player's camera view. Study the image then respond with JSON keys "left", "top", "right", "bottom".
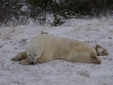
{"left": 11, "top": 58, "right": 19, "bottom": 61}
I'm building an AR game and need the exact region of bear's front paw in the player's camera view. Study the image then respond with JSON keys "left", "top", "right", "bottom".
{"left": 19, "top": 58, "right": 30, "bottom": 65}
{"left": 19, "top": 61, "right": 30, "bottom": 65}
{"left": 11, "top": 57, "right": 19, "bottom": 61}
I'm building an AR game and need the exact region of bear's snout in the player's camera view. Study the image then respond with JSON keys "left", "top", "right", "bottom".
{"left": 30, "top": 62, "right": 35, "bottom": 65}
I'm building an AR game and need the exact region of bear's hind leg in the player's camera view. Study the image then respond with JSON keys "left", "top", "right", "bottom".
{"left": 66, "top": 52, "right": 101, "bottom": 64}
{"left": 11, "top": 51, "right": 27, "bottom": 61}
{"left": 95, "top": 44, "right": 108, "bottom": 56}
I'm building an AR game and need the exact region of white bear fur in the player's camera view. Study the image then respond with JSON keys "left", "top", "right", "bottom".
{"left": 23, "top": 34, "right": 101, "bottom": 64}
{"left": 11, "top": 34, "right": 105, "bottom": 65}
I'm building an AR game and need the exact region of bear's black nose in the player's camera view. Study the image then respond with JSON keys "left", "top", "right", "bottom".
{"left": 30, "top": 62, "right": 35, "bottom": 65}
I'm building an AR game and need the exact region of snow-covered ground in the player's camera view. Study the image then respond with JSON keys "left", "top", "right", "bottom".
{"left": 0, "top": 18, "right": 113, "bottom": 85}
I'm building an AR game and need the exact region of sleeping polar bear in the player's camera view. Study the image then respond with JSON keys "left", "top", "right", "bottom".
{"left": 11, "top": 34, "right": 108, "bottom": 65}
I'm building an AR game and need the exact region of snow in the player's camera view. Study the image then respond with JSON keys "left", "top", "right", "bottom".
{"left": 0, "top": 18, "right": 113, "bottom": 85}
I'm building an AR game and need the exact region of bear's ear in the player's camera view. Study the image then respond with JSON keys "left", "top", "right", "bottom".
{"left": 95, "top": 44, "right": 108, "bottom": 56}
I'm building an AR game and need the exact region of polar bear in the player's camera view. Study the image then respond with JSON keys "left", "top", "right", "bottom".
{"left": 11, "top": 34, "right": 108, "bottom": 65}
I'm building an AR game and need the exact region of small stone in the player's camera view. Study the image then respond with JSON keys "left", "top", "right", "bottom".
{"left": 108, "top": 37, "right": 112, "bottom": 39}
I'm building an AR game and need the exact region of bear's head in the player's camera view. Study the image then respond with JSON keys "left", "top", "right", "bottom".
{"left": 26, "top": 47, "right": 39, "bottom": 65}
